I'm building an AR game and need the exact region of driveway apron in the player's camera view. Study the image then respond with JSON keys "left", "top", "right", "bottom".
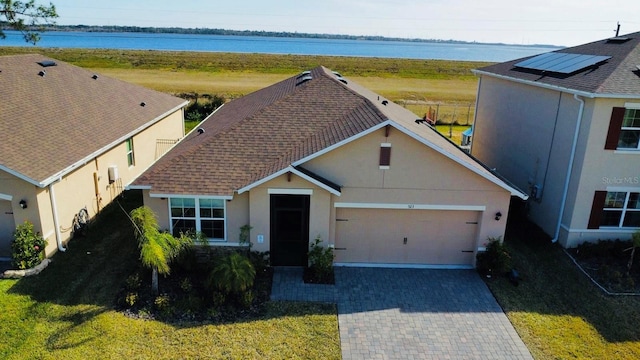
{"left": 271, "top": 267, "right": 532, "bottom": 360}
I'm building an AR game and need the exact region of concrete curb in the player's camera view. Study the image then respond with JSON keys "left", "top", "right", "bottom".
{"left": 2, "top": 259, "right": 51, "bottom": 279}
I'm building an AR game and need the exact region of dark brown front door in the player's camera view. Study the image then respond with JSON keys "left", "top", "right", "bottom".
{"left": 270, "top": 195, "right": 310, "bottom": 266}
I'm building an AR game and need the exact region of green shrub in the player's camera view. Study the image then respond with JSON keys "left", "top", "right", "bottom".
{"left": 125, "top": 273, "right": 143, "bottom": 290}
{"left": 307, "top": 236, "right": 334, "bottom": 282}
{"left": 476, "top": 237, "right": 511, "bottom": 276}
{"left": 154, "top": 294, "right": 172, "bottom": 315}
{"left": 125, "top": 292, "right": 139, "bottom": 307}
{"left": 11, "top": 221, "right": 47, "bottom": 270}
{"left": 209, "top": 252, "right": 256, "bottom": 294}
{"left": 239, "top": 290, "right": 254, "bottom": 309}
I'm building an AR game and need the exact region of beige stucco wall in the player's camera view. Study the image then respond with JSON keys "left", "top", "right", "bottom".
{"left": 304, "top": 126, "right": 512, "bottom": 250}
{"left": 472, "top": 76, "right": 582, "bottom": 237}
{"left": 559, "top": 97, "right": 640, "bottom": 247}
{"left": 0, "top": 109, "right": 184, "bottom": 258}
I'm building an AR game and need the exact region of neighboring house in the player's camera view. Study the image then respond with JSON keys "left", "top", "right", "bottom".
{"left": 0, "top": 54, "right": 188, "bottom": 258}
{"left": 471, "top": 32, "right": 640, "bottom": 248}
{"left": 130, "top": 66, "right": 526, "bottom": 268}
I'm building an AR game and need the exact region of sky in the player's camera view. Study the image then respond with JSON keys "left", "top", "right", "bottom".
{"left": 49, "top": 0, "right": 640, "bottom": 47}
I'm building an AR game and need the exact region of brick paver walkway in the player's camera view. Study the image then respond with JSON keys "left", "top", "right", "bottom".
{"left": 271, "top": 267, "right": 533, "bottom": 360}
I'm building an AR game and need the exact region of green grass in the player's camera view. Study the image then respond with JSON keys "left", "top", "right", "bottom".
{"left": 489, "top": 214, "right": 640, "bottom": 359}
{"left": 0, "top": 192, "right": 340, "bottom": 360}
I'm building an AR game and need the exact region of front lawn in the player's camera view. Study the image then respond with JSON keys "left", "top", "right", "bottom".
{"left": 487, "top": 212, "right": 640, "bottom": 359}
{"left": 0, "top": 192, "right": 340, "bottom": 360}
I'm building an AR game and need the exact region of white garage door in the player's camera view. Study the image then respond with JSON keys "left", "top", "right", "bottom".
{"left": 335, "top": 208, "right": 479, "bottom": 266}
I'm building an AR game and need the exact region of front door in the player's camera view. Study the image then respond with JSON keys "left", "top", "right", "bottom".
{"left": 0, "top": 200, "right": 16, "bottom": 258}
{"left": 270, "top": 195, "right": 310, "bottom": 266}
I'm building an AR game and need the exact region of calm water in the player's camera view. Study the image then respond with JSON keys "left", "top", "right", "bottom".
{"left": 1, "top": 31, "right": 560, "bottom": 62}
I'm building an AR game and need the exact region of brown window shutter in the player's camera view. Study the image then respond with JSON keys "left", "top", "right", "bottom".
{"left": 604, "top": 107, "right": 626, "bottom": 150}
{"left": 587, "top": 191, "right": 607, "bottom": 229}
{"left": 379, "top": 147, "right": 391, "bottom": 166}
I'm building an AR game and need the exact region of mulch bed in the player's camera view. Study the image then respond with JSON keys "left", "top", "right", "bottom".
{"left": 569, "top": 239, "right": 640, "bottom": 293}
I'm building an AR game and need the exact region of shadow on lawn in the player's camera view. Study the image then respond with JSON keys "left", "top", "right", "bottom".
{"left": 491, "top": 201, "right": 640, "bottom": 343}
{"left": 6, "top": 190, "right": 334, "bottom": 332}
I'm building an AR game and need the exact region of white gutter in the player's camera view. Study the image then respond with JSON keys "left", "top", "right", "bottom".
{"left": 552, "top": 94, "right": 585, "bottom": 243}
{"left": 49, "top": 178, "right": 66, "bottom": 252}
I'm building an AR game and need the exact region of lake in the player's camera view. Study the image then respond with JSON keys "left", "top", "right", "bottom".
{"left": 1, "top": 31, "right": 560, "bottom": 62}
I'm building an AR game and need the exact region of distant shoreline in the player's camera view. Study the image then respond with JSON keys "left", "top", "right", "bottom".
{"left": 32, "top": 24, "right": 561, "bottom": 49}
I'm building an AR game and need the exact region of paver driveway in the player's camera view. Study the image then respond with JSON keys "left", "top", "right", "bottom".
{"left": 271, "top": 267, "right": 532, "bottom": 360}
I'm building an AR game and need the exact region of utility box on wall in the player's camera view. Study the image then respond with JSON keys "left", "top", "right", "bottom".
{"left": 108, "top": 166, "right": 119, "bottom": 184}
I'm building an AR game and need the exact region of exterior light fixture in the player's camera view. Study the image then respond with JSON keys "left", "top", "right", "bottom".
{"left": 19, "top": 200, "right": 27, "bottom": 209}
{"left": 495, "top": 212, "right": 502, "bottom": 221}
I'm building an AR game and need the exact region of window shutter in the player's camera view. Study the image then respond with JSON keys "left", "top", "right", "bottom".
{"left": 379, "top": 146, "right": 391, "bottom": 166}
{"left": 604, "top": 107, "right": 626, "bottom": 150}
{"left": 587, "top": 191, "right": 607, "bottom": 229}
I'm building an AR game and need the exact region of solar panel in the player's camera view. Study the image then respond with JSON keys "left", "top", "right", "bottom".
{"left": 514, "top": 52, "right": 611, "bottom": 74}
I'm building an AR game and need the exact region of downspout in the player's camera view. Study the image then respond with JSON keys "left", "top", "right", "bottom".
{"left": 49, "top": 178, "right": 66, "bottom": 252}
{"left": 551, "top": 94, "right": 584, "bottom": 243}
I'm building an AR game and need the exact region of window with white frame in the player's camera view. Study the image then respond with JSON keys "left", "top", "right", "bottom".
{"left": 619, "top": 109, "right": 640, "bottom": 149}
{"left": 601, "top": 191, "right": 640, "bottom": 228}
{"left": 125, "top": 137, "right": 135, "bottom": 166}
{"left": 169, "top": 198, "right": 225, "bottom": 240}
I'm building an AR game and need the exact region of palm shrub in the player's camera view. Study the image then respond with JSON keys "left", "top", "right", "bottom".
{"left": 307, "top": 236, "right": 334, "bottom": 283}
{"left": 476, "top": 237, "right": 511, "bottom": 276}
{"left": 11, "top": 221, "right": 47, "bottom": 269}
{"left": 130, "top": 206, "right": 193, "bottom": 294}
{"left": 209, "top": 252, "right": 256, "bottom": 308}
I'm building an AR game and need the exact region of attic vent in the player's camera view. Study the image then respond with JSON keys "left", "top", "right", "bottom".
{"left": 37, "top": 60, "right": 56, "bottom": 67}
{"left": 296, "top": 75, "right": 313, "bottom": 85}
{"left": 92, "top": 74, "right": 99, "bottom": 80}
{"left": 332, "top": 71, "right": 343, "bottom": 77}
{"left": 381, "top": 100, "right": 389, "bottom": 106}
{"left": 296, "top": 70, "right": 312, "bottom": 79}
{"left": 338, "top": 78, "right": 348, "bottom": 84}
{"left": 38, "top": 70, "right": 46, "bottom": 77}
{"left": 606, "top": 37, "right": 631, "bottom": 44}
{"left": 140, "top": 102, "right": 146, "bottom": 107}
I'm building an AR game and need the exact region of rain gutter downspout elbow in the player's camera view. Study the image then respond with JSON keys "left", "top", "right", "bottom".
{"left": 49, "top": 179, "right": 66, "bottom": 252}
{"left": 552, "top": 94, "right": 585, "bottom": 243}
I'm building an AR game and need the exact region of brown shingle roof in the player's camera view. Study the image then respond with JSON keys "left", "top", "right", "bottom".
{"left": 134, "top": 66, "right": 526, "bottom": 198}
{"left": 0, "top": 54, "right": 187, "bottom": 186}
{"left": 474, "top": 31, "right": 640, "bottom": 96}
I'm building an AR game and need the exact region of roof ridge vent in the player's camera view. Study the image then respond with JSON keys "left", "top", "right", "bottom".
{"left": 606, "top": 37, "right": 631, "bottom": 44}
{"left": 296, "top": 75, "right": 313, "bottom": 86}
{"left": 296, "top": 70, "right": 312, "bottom": 79}
{"left": 38, "top": 60, "right": 57, "bottom": 67}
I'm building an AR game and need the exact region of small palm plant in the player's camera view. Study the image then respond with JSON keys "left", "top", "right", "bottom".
{"left": 130, "top": 206, "right": 193, "bottom": 295}
{"left": 209, "top": 252, "right": 256, "bottom": 307}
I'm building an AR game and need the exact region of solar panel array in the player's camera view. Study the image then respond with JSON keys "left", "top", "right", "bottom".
{"left": 514, "top": 52, "right": 611, "bottom": 74}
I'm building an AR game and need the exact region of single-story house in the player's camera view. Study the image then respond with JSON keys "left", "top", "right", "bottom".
{"left": 0, "top": 54, "right": 188, "bottom": 258}
{"left": 130, "top": 67, "right": 527, "bottom": 268}
{"left": 471, "top": 31, "right": 640, "bottom": 247}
